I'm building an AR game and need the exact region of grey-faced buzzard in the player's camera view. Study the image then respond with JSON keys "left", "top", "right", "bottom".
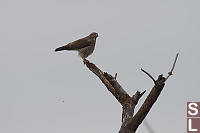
{"left": 55, "top": 32, "right": 98, "bottom": 63}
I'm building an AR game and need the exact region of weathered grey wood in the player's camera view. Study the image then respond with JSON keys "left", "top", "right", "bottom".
{"left": 84, "top": 53, "right": 178, "bottom": 133}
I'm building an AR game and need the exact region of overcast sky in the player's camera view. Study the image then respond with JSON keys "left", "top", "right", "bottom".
{"left": 0, "top": 0, "right": 199, "bottom": 133}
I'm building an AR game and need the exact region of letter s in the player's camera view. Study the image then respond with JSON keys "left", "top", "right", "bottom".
{"left": 188, "top": 103, "right": 198, "bottom": 116}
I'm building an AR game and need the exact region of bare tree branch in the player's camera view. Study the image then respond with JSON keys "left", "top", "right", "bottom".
{"left": 165, "top": 53, "right": 179, "bottom": 81}
{"left": 141, "top": 68, "right": 156, "bottom": 84}
{"left": 119, "top": 53, "right": 179, "bottom": 133}
{"left": 120, "top": 74, "right": 165, "bottom": 133}
{"left": 115, "top": 73, "right": 118, "bottom": 79}
{"left": 121, "top": 90, "right": 146, "bottom": 126}
{"left": 84, "top": 59, "right": 145, "bottom": 128}
{"left": 83, "top": 53, "right": 178, "bottom": 133}
{"left": 85, "top": 59, "right": 131, "bottom": 105}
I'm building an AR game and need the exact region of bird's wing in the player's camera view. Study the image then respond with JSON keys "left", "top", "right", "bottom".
{"left": 66, "top": 37, "right": 92, "bottom": 50}
{"left": 55, "top": 37, "right": 91, "bottom": 51}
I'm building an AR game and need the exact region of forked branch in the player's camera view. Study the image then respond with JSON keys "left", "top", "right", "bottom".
{"left": 84, "top": 53, "right": 178, "bottom": 133}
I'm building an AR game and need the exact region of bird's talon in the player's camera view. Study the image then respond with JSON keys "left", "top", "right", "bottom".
{"left": 55, "top": 32, "right": 98, "bottom": 63}
{"left": 83, "top": 58, "right": 87, "bottom": 64}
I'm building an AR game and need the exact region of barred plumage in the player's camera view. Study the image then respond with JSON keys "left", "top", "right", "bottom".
{"left": 55, "top": 32, "right": 98, "bottom": 59}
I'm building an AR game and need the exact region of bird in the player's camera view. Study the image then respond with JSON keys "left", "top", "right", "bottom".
{"left": 55, "top": 32, "right": 98, "bottom": 64}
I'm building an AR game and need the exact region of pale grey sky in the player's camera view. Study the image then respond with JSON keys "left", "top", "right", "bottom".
{"left": 0, "top": 0, "right": 199, "bottom": 133}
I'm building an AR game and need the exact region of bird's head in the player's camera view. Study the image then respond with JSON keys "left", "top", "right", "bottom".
{"left": 89, "top": 32, "right": 98, "bottom": 39}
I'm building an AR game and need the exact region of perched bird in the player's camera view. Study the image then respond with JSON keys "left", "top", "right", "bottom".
{"left": 55, "top": 32, "right": 98, "bottom": 64}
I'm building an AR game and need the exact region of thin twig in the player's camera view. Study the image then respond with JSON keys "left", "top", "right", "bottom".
{"left": 115, "top": 73, "right": 118, "bottom": 79}
{"left": 140, "top": 90, "right": 146, "bottom": 97}
{"left": 141, "top": 68, "right": 156, "bottom": 84}
{"left": 165, "top": 53, "right": 179, "bottom": 81}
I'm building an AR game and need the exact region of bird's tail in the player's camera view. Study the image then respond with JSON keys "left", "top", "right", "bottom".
{"left": 55, "top": 45, "right": 70, "bottom": 52}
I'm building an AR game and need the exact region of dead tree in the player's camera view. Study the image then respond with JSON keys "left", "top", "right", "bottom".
{"left": 84, "top": 53, "right": 179, "bottom": 133}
